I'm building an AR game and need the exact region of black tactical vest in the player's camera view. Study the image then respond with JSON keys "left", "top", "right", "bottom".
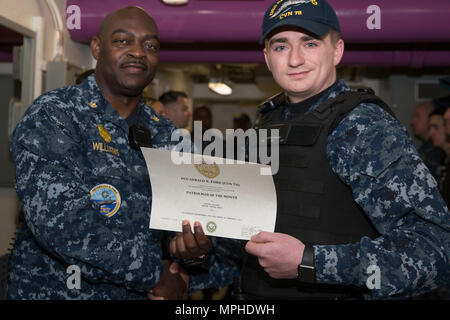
{"left": 240, "top": 90, "right": 396, "bottom": 300}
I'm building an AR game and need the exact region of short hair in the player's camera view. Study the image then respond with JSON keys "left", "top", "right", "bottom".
{"left": 158, "top": 91, "right": 188, "bottom": 106}
{"left": 429, "top": 106, "right": 447, "bottom": 118}
{"left": 193, "top": 105, "right": 212, "bottom": 117}
{"left": 433, "top": 96, "right": 450, "bottom": 109}
{"left": 233, "top": 112, "right": 250, "bottom": 123}
{"left": 329, "top": 29, "right": 341, "bottom": 45}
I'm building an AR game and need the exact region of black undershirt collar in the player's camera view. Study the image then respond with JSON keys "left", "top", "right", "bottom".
{"left": 287, "top": 80, "right": 338, "bottom": 115}
{"left": 125, "top": 105, "right": 140, "bottom": 128}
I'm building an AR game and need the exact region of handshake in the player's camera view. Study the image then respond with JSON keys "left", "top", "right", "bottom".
{"left": 148, "top": 220, "right": 212, "bottom": 300}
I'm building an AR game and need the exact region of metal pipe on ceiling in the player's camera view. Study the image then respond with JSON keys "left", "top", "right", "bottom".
{"left": 65, "top": 0, "right": 450, "bottom": 66}
{"left": 67, "top": 0, "right": 450, "bottom": 43}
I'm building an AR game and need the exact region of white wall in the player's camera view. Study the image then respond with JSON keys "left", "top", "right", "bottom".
{"left": 0, "top": 0, "right": 95, "bottom": 96}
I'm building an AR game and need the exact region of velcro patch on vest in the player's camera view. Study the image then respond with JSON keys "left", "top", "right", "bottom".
{"left": 278, "top": 202, "right": 321, "bottom": 219}
{"left": 275, "top": 178, "right": 324, "bottom": 194}
{"left": 279, "top": 153, "right": 309, "bottom": 168}
{"left": 259, "top": 123, "right": 290, "bottom": 145}
{"left": 260, "top": 123, "right": 323, "bottom": 146}
{"left": 286, "top": 124, "right": 322, "bottom": 146}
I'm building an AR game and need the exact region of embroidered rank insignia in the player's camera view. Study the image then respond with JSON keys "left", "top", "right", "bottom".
{"left": 97, "top": 124, "right": 112, "bottom": 143}
{"left": 90, "top": 184, "right": 121, "bottom": 217}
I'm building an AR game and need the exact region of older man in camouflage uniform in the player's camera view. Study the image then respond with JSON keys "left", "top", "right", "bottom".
{"left": 7, "top": 7, "right": 240, "bottom": 300}
{"left": 240, "top": 0, "right": 450, "bottom": 299}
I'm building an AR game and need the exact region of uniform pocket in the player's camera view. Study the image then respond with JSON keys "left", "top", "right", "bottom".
{"left": 85, "top": 139, "right": 129, "bottom": 180}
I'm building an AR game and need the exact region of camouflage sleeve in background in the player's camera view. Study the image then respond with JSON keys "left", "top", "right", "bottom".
{"left": 316, "top": 102, "right": 450, "bottom": 299}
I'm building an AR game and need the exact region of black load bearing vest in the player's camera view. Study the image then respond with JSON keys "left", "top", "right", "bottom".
{"left": 240, "top": 90, "right": 396, "bottom": 300}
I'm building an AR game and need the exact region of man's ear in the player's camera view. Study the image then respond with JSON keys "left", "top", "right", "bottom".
{"left": 91, "top": 36, "right": 100, "bottom": 61}
{"left": 333, "top": 39, "right": 344, "bottom": 67}
{"left": 263, "top": 47, "right": 272, "bottom": 72}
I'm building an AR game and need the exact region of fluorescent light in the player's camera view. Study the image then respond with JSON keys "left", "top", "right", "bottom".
{"left": 161, "top": 0, "right": 188, "bottom": 5}
{"left": 208, "top": 80, "right": 232, "bottom": 96}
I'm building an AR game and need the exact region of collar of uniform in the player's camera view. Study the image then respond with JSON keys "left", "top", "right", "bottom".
{"left": 305, "top": 79, "right": 349, "bottom": 114}
{"left": 140, "top": 101, "right": 168, "bottom": 130}
{"left": 81, "top": 74, "right": 133, "bottom": 132}
{"left": 282, "top": 80, "right": 349, "bottom": 121}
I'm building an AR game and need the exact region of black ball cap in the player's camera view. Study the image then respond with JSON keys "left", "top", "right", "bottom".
{"left": 261, "top": 0, "right": 341, "bottom": 44}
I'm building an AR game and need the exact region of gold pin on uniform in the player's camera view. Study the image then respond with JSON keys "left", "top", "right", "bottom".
{"left": 97, "top": 124, "right": 112, "bottom": 143}
{"left": 89, "top": 101, "right": 98, "bottom": 108}
{"left": 152, "top": 115, "right": 160, "bottom": 122}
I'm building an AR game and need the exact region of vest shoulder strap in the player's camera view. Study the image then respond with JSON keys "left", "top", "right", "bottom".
{"left": 313, "top": 89, "right": 397, "bottom": 135}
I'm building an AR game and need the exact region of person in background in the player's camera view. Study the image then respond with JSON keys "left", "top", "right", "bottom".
{"left": 427, "top": 107, "right": 450, "bottom": 193}
{"left": 426, "top": 97, "right": 450, "bottom": 299}
{"left": 159, "top": 91, "right": 192, "bottom": 128}
{"left": 411, "top": 101, "right": 446, "bottom": 180}
{"left": 428, "top": 108, "right": 450, "bottom": 161}
{"left": 191, "top": 105, "right": 217, "bottom": 154}
{"left": 193, "top": 105, "right": 213, "bottom": 134}
{"left": 233, "top": 112, "right": 251, "bottom": 131}
{"left": 145, "top": 96, "right": 164, "bottom": 114}
{"left": 439, "top": 97, "right": 450, "bottom": 206}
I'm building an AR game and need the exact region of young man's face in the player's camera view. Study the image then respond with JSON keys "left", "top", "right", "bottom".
{"left": 428, "top": 115, "right": 447, "bottom": 149}
{"left": 264, "top": 28, "right": 344, "bottom": 104}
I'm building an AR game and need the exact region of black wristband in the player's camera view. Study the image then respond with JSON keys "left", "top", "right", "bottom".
{"left": 182, "top": 254, "right": 207, "bottom": 267}
{"left": 296, "top": 244, "right": 316, "bottom": 283}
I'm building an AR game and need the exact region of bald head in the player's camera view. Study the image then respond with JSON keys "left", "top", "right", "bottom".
{"left": 98, "top": 7, "right": 157, "bottom": 40}
{"left": 411, "top": 101, "right": 435, "bottom": 141}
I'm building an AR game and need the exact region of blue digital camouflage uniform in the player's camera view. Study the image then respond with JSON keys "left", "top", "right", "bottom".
{"left": 276, "top": 80, "right": 450, "bottom": 299}
{"left": 7, "top": 75, "right": 240, "bottom": 299}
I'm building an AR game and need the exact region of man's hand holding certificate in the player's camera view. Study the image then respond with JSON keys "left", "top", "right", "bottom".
{"left": 141, "top": 148, "right": 277, "bottom": 240}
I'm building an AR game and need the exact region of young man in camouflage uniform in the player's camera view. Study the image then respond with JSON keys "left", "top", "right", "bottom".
{"left": 7, "top": 6, "right": 240, "bottom": 300}
{"left": 240, "top": 0, "right": 450, "bottom": 299}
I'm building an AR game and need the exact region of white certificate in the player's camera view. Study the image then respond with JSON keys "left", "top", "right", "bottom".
{"left": 141, "top": 148, "right": 277, "bottom": 240}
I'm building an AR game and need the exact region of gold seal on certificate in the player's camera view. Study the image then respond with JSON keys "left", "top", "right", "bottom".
{"left": 194, "top": 162, "right": 220, "bottom": 179}
{"left": 141, "top": 148, "right": 277, "bottom": 240}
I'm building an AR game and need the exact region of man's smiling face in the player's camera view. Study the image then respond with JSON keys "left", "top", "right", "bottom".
{"left": 264, "top": 27, "right": 343, "bottom": 103}
{"left": 92, "top": 7, "right": 160, "bottom": 97}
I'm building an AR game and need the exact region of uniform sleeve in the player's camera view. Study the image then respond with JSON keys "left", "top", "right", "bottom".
{"left": 187, "top": 238, "right": 244, "bottom": 293}
{"left": 316, "top": 103, "right": 450, "bottom": 299}
{"left": 11, "top": 100, "right": 163, "bottom": 292}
